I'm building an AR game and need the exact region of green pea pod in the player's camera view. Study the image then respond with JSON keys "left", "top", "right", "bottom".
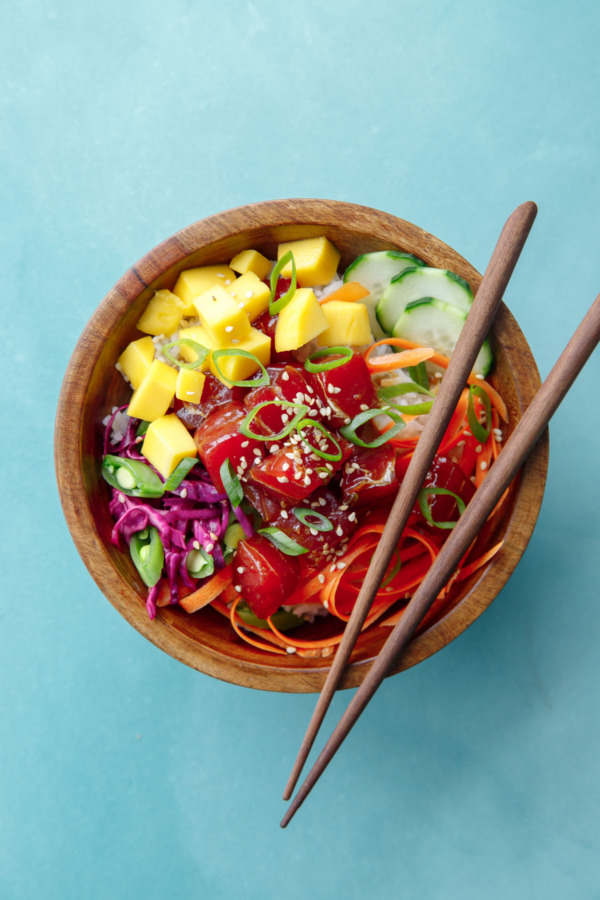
{"left": 129, "top": 527, "right": 164, "bottom": 587}
{"left": 102, "top": 454, "right": 164, "bottom": 498}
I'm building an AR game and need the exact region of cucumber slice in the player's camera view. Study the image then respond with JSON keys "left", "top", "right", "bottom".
{"left": 377, "top": 267, "right": 473, "bottom": 335}
{"left": 391, "top": 297, "right": 493, "bottom": 376}
{"left": 343, "top": 250, "right": 425, "bottom": 341}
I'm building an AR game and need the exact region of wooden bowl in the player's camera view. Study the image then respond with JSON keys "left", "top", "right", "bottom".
{"left": 55, "top": 199, "right": 548, "bottom": 692}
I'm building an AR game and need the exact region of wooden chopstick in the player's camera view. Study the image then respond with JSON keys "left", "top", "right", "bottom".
{"left": 282, "top": 201, "right": 538, "bottom": 802}
{"left": 281, "top": 290, "right": 600, "bottom": 827}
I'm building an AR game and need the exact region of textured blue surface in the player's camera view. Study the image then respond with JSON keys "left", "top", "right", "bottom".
{"left": 2, "top": 1, "right": 600, "bottom": 897}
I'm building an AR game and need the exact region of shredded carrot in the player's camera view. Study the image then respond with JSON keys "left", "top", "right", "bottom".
{"left": 179, "top": 565, "right": 233, "bottom": 614}
{"left": 228, "top": 598, "right": 287, "bottom": 655}
{"left": 318, "top": 281, "right": 370, "bottom": 304}
{"left": 364, "top": 344, "right": 436, "bottom": 373}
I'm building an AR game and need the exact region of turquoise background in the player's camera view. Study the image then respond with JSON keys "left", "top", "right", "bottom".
{"left": 2, "top": 1, "right": 600, "bottom": 897}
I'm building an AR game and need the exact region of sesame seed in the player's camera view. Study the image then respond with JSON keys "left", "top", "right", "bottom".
{"left": 225, "top": 325, "right": 234, "bottom": 332}
{"left": 286, "top": 646, "right": 296, "bottom": 654}
{"left": 323, "top": 600, "right": 329, "bottom": 609}
{"left": 281, "top": 509, "right": 289, "bottom": 519}
{"left": 282, "top": 371, "right": 290, "bottom": 381}
{"left": 308, "top": 409, "right": 319, "bottom": 417}
{"left": 180, "top": 488, "right": 188, "bottom": 498}
{"left": 348, "top": 512, "right": 356, "bottom": 522}
{"left": 206, "top": 543, "right": 214, "bottom": 552}
{"left": 475, "top": 445, "right": 483, "bottom": 453}
{"left": 234, "top": 585, "right": 242, "bottom": 592}
{"left": 435, "top": 371, "right": 443, "bottom": 378}
{"left": 209, "top": 531, "right": 218, "bottom": 540}
{"left": 336, "top": 526, "right": 343, "bottom": 537}
{"left": 253, "top": 448, "right": 262, "bottom": 456}
{"left": 318, "top": 497, "right": 326, "bottom": 507}
{"left": 476, "top": 373, "right": 484, "bottom": 380}
{"left": 337, "top": 562, "right": 346, "bottom": 570}
{"left": 271, "top": 444, "right": 280, "bottom": 453}
{"left": 277, "top": 475, "right": 290, "bottom": 483}
{"left": 294, "top": 472, "right": 302, "bottom": 480}
{"left": 360, "top": 403, "right": 369, "bottom": 411}
{"left": 304, "top": 476, "right": 311, "bottom": 485}
{"left": 327, "top": 384, "right": 335, "bottom": 394}
{"left": 237, "top": 302, "right": 245, "bottom": 309}
{"left": 193, "top": 540, "right": 200, "bottom": 550}
{"left": 330, "top": 564, "right": 337, "bottom": 573}
{"left": 343, "top": 417, "right": 351, "bottom": 425}
{"left": 225, "top": 279, "right": 231, "bottom": 285}
{"left": 282, "top": 463, "right": 290, "bottom": 472}
{"left": 245, "top": 291, "right": 254, "bottom": 298}
{"left": 310, "top": 528, "right": 318, "bottom": 536}
{"left": 480, "top": 461, "right": 488, "bottom": 470}
{"left": 231, "top": 339, "right": 239, "bottom": 344}
{"left": 318, "top": 573, "right": 325, "bottom": 584}
{"left": 241, "top": 441, "right": 249, "bottom": 448}
{"left": 217, "top": 272, "right": 225, "bottom": 278}
{"left": 318, "top": 472, "right": 329, "bottom": 479}
{"left": 118, "top": 494, "right": 126, "bottom": 503}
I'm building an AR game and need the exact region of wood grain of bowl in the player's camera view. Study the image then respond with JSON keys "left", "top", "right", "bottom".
{"left": 55, "top": 199, "right": 548, "bottom": 692}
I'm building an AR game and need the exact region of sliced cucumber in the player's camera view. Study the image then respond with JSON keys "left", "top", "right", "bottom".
{"left": 391, "top": 298, "right": 493, "bottom": 376}
{"left": 377, "top": 267, "right": 473, "bottom": 335}
{"left": 343, "top": 250, "right": 425, "bottom": 340}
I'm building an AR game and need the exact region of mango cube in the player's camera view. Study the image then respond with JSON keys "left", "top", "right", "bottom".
{"left": 136, "top": 290, "right": 186, "bottom": 337}
{"left": 210, "top": 327, "right": 271, "bottom": 385}
{"left": 224, "top": 272, "right": 270, "bottom": 322}
{"left": 176, "top": 368, "right": 206, "bottom": 404}
{"left": 117, "top": 336, "right": 155, "bottom": 389}
{"left": 173, "top": 265, "right": 236, "bottom": 315}
{"left": 277, "top": 236, "right": 341, "bottom": 287}
{"left": 274, "top": 288, "right": 328, "bottom": 353}
{"left": 193, "top": 285, "right": 252, "bottom": 348}
{"left": 126, "top": 359, "right": 177, "bottom": 422}
{"left": 317, "top": 300, "right": 373, "bottom": 347}
{"left": 142, "top": 414, "right": 197, "bottom": 479}
{"left": 229, "top": 249, "right": 271, "bottom": 280}
{"left": 176, "top": 324, "right": 213, "bottom": 370}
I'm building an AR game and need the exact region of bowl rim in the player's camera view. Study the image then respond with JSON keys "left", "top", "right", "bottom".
{"left": 55, "top": 198, "right": 548, "bottom": 692}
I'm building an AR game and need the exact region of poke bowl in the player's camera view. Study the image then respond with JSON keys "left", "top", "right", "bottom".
{"left": 54, "top": 198, "right": 548, "bottom": 692}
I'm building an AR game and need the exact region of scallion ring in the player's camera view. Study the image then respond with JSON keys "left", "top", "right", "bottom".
{"left": 259, "top": 527, "right": 308, "bottom": 556}
{"left": 295, "top": 418, "right": 342, "bottom": 461}
{"left": 381, "top": 549, "right": 402, "bottom": 588}
{"left": 292, "top": 507, "right": 334, "bottom": 532}
{"left": 220, "top": 458, "right": 244, "bottom": 509}
{"left": 239, "top": 401, "right": 309, "bottom": 442}
{"left": 211, "top": 349, "right": 270, "bottom": 387}
{"left": 304, "top": 346, "right": 353, "bottom": 373}
{"left": 377, "top": 381, "right": 434, "bottom": 400}
{"left": 467, "top": 384, "right": 492, "bottom": 444}
{"left": 269, "top": 250, "right": 297, "bottom": 314}
{"left": 418, "top": 486, "right": 466, "bottom": 530}
{"left": 339, "top": 407, "right": 405, "bottom": 449}
{"left": 162, "top": 457, "right": 198, "bottom": 492}
{"left": 162, "top": 338, "right": 210, "bottom": 370}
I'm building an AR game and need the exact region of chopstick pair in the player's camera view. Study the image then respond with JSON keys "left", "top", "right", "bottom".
{"left": 281, "top": 203, "right": 600, "bottom": 827}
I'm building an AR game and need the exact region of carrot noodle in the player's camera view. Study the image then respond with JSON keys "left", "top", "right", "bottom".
{"left": 228, "top": 598, "right": 287, "bottom": 655}
{"left": 318, "top": 281, "right": 370, "bottom": 305}
{"left": 364, "top": 343, "right": 436, "bottom": 373}
{"left": 179, "top": 565, "right": 233, "bottom": 614}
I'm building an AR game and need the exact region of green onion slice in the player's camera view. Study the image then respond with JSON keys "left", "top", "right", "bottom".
{"left": 467, "top": 384, "right": 492, "bottom": 444}
{"left": 304, "top": 346, "right": 353, "bottom": 373}
{"left": 129, "top": 526, "right": 164, "bottom": 587}
{"left": 381, "top": 549, "right": 402, "bottom": 588}
{"left": 339, "top": 408, "right": 405, "bottom": 449}
{"left": 102, "top": 455, "right": 165, "bottom": 498}
{"left": 186, "top": 546, "right": 215, "bottom": 580}
{"left": 269, "top": 250, "right": 297, "bottom": 314}
{"left": 210, "top": 348, "right": 270, "bottom": 387}
{"left": 407, "top": 361, "right": 430, "bottom": 390}
{"left": 236, "top": 601, "right": 304, "bottom": 631}
{"left": 162, "top": 457, "right": 198, "bottom": 492}
{"left": 418, "top": 486, "right": 466, "bottom": 530}
{"left": 377, "top": 383, "right": 434, "bottom": 417}
{"left": 295, "top": 418, "right": 342, "bottom": 461}
{"left": 162, "top": 338, "right": 210, "bottom": 370}
{"left": 292, "top": 507, "right": 334, "bottom": 532}
{"left": 239, "top": 401, "right": 309, "bottom": 442}
{"left": 135, "top": 420, "right": 150, "bottom": 437}
{"left": 378, "top": 381, "right": 434, "bottom": 400}
{"left": 258, "top": 527, "right": 309, "bottom": 556}
{"left": 220, "top": 458, "right": 244, "bottom": 509}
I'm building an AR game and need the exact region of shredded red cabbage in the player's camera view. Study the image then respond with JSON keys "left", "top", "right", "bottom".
{"left": 104, "top": 413, "right": 252, "bottom": 619}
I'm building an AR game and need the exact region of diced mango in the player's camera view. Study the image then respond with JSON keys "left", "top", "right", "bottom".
{"left": 172, "top": 265, "right": 236, "bottom": 315}
{"left": 176, "top": 368, "right": 206, "bottom": 404}
{"left": 224, "top": 272, "right": 270, "bottom": 322}
{"left": 126, "top": 359, "right": 177, "bottom": 422}
{"left": 277, "top": 236, "right": 341, "bottom": 287}
{"left": 229, "top": 249, "right": 271, "bottom": 280}
{"left": 210, "top": 327, "right": 271, "bottom": 385}
{"left": 316, "top": 300, "right": 373, "bottom": 347}
{"left": 176, "top": 324, "right": 213, "bottom": 370}
{"left": 274, "top": 288, "right": 328, "bottom": 353}
{"left": 117, "top": 336, "right": 155, "bottom": 389}
{"left": 142, "top": 414, "right": 197, "bottom": 479}
{"left": 193, "top": 285, "right": 252, "bottom": 348}
{"left": 136, "top": 290, "right": 186, "bottom": 337}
